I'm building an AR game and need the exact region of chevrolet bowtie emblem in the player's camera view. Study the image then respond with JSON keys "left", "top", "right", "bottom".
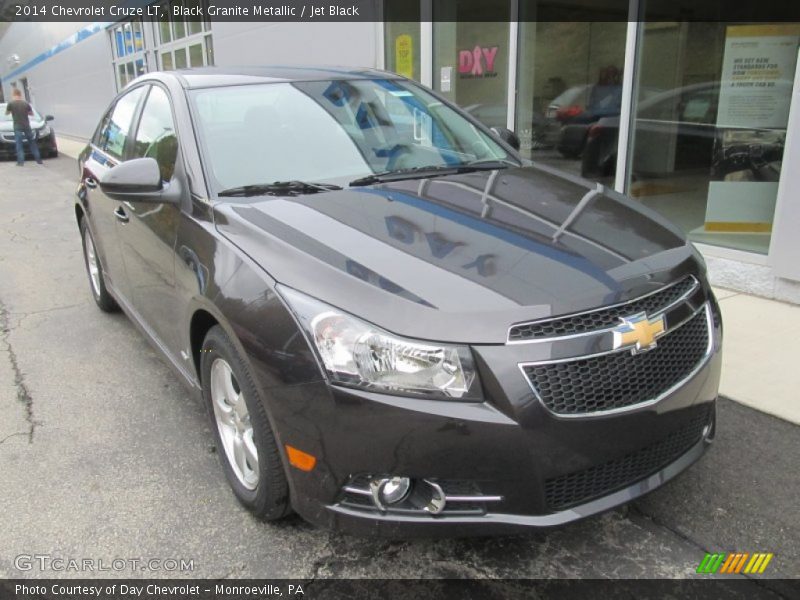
{"left": 612, "top": 312, "right": 666, "bottom": 354}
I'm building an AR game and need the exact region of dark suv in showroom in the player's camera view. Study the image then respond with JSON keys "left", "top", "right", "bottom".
{"left": 76, "top": 67, "right": 721, "bottom": 536}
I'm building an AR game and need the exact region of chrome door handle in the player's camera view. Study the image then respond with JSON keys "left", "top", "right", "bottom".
{"left": 114, "top": 206, "right": 129, "bottom": 223}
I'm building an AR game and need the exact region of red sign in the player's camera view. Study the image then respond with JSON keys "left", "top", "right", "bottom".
{"left": 458, "top": 45, "right": 499, "bottom": 77}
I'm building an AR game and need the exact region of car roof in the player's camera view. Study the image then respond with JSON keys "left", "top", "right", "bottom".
{"left": 142, "top": 66, "right": 404, "bottom": 89}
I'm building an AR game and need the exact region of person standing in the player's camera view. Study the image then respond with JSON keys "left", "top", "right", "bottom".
{"left": 5, "top": 88, "right": 42, "bottom": 166}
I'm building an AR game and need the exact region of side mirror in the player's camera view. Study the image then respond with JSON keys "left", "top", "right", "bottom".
{"left": 98, "top": 157, "right": 180, "bottom": 204}
{"left": 491, "top": 127, "right": 521, "bottom": 152}
{"left": 45, "top": 115, "right": 54, "bottom": 121}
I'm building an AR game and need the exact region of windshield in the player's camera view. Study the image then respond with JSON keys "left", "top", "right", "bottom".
{"left": 0, "top": 103, "right": 43, "bottom": 122}
{"left": 189, "top": 78, "right": 515, "bottom": 193}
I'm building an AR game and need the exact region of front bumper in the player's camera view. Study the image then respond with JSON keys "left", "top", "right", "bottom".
{"left": 327, "top": 430, "right": 712, "bottom": 537}
{"left": 265, "top": 293, "right": 722, "bottom": 537}
{"left": 0, "top": 131, "right": 57, "bottom": 158}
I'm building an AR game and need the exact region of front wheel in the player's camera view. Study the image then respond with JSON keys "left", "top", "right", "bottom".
{"left": 201, "top": 325, "right": 292, "bottom": 520}
{"left": 80, "top": 217, "right": 118, "bottom": 312}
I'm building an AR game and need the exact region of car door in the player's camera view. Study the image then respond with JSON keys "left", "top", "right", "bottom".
{"left": 115, "top": 84, "right": 183, "bottom": 361}
{"left": 82, "top": 85, "right": 147, "bottom": 303}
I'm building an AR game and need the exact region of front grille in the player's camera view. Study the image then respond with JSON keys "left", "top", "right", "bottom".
{"left": 523, "top": 308, "right": 709, "bottom": 415}
{"left": 509, "top": 276, "right": 697, "bottom": 341}
{"left": 544, "top": 406, "right": 710, "bottom": 510}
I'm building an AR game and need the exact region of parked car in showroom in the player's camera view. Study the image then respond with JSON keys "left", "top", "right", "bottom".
{"left": 581, "top": 82, "right": 722, "bottom": 179}
{"left": 75, "top": 67, "right": 721, "bottom": 536}
{"left": 548, "top": 83, "right": 622, "bottom": 158}
{"left": 0, "top": 103, "right": 58, "bottom": 160}
{"left": 547, "top": 84, "right": 663, "bottom": 161}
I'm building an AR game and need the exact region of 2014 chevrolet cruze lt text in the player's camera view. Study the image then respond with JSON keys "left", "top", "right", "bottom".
{"left": 76, "top": 67, "right": 721, "bottom": 536}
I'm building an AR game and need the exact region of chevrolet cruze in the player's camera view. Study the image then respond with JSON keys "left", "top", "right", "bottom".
{"left": 76, "top": 67, "right": 721, "bottom": 536}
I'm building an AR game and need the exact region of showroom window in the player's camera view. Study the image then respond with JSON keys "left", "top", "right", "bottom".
{"left": 515, "top": 1, "right": 628, "bottom": 175}
{"left": 626, "top": 20, "right": 799, "bottom": 254}
{"left": 156, "top": 0, "right": 214, "bottom": 70}
{"left": 110, "top": 19, "right": 148, "bottom": 90}
{"left": 384, "top": 1, "right": 421, "bottom": 81}
{"left": 433, "top": 0, "right": 511, "bottom": 130}
{"left": 381, "top": 2, "right": 800, "bottom": 261}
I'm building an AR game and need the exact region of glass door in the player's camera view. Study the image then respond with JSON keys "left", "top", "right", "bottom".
{"left": 514, "top": 1, "right": 628, "bottom": 182}
{"left": 432, "top": 0, "right": 511, "bottom": 129}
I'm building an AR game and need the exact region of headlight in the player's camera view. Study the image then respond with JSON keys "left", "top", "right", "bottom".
{"left": 37, "top": 125, "right": 51, "bottom": 137}
{"left": 278, "top": 286, "right": 481, "bottom": 400}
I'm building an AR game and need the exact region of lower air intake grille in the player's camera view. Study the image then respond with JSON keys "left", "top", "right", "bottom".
{"left": 544, "top": 407, "right": 710, "bottom": 510}
{"left": 523, "top": 308, "right": 709, "bottom": 415}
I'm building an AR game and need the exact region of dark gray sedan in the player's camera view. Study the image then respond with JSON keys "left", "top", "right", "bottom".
{"left": 76, "top": 66, "right": 721, "bottom": 536}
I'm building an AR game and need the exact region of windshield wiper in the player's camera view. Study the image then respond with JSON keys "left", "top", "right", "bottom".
{"left": 218, "top": 180, "right": 343, "bottom": 197}
{"left": 349, "top": 160, "right": 515, "bottom": 187}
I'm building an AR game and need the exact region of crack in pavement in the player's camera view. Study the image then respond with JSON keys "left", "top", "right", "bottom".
{"left": 10, "top": 301, "right": 90, "bottom": 330}
{"left": 0, "top": 300, "right": 38, "bottom": 443}
{"left": 0, "top": 432, "right": 27, "bottom": 445}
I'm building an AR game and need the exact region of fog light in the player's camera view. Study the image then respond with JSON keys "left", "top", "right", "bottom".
{"left": 370, "top": 476, "right": 411, "bottom": 509}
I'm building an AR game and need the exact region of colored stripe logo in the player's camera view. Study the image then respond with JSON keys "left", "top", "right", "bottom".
{"left": 697, "top": 552, "right": 774, "bottom": 574}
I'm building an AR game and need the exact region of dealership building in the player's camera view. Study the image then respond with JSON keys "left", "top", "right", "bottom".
{"left": 1, "top": 1, "right": 799, "bottom": 303}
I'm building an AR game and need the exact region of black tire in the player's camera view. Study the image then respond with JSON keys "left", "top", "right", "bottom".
{"left": 79, "top": 217, "right": 119, "bottom": 312}
{"left": 201, "top": 325, "right": 292, "bottom": 520}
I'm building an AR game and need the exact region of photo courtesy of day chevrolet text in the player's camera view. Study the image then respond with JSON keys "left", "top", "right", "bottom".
{"left": 13, "top": 584, "right": 306, "bottom": 598}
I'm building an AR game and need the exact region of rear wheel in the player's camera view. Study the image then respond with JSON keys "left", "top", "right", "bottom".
{"left": 79, "top": 217, "right": 118, "bottom": 312}
{"left": 201, "top": 325, "right": 292, "bottom": 520}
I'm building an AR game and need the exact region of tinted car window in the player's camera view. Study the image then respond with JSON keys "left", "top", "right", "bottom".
{"left": 92, "top": 110, "right": 112, "bottom": 146}
{"left": 132, "top": 86, "right": 178, "bottom": 181}
{"left": 98, "top": 86, "right": 145, "bottom": 160}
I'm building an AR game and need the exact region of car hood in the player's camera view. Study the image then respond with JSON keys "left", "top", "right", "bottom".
{"left": 0, "top": 118, "right": 45, "bottom": 132}
{"left": 214, "top": 165, "right": 698, "bottom": 344}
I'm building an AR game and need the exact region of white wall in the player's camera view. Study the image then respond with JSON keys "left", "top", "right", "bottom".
{"left": 0, "top": 20, "right": 380, "bottom": 141}
{"left": 0, "top": 22, "right": 117, "bottom": 139}
{"left": 211, "top": 21, "right": 379, "bottom": 68}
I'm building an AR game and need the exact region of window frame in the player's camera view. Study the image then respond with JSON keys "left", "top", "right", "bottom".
{"left": 129, "top": 82, "right": 181, "bottom": 182}
{"left": 109, "top": 18, "right": 148, "bottom": 91}
{"left": 154, "top": 0, "right": 214, "bottom": 71}
{"left": 95, "top": 84, "right": 150, "bottom": 162}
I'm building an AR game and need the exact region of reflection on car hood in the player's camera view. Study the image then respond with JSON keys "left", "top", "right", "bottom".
{"left": 215, "top": 165, "right": 696, "bottom": 343}
{"left": 0, "top": 118, "right": 45, "bottom": 132}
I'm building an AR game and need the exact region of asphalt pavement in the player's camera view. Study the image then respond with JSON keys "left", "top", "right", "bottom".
{"left": 0, "top": 154, "right": 797, "bottom": 587}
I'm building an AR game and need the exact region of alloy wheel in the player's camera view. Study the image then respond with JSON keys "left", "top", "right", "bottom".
{"left": 84, "top": 231, "right": 101, "bottom": 297}
{"left": 210, "top": 358, "right": 259, "bottom": 490}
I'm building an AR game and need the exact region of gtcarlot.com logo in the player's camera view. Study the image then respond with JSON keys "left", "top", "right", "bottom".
{"left": 14, "top": 554, "right": 195, "bottom": 573}
{"left": 697, "top": 552, "right": 774, "bottom": 574}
